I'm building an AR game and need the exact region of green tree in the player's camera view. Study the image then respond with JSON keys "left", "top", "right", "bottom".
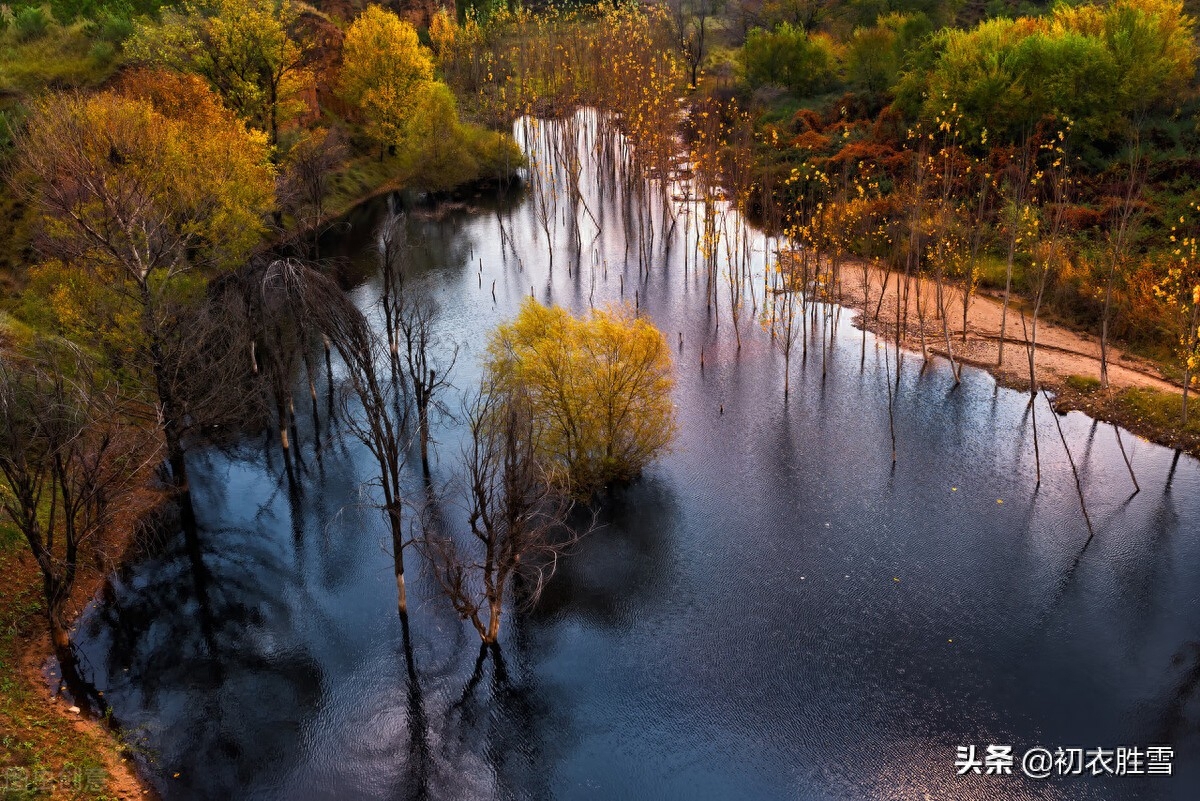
{"left": 741, "top": 24, "right": 837, "bottom": 96}
{"left": 898, "top": 0, "right": 1196, "bottom": 144}
{"left": 404, "top": 83, "right": 477, "bottom": 191}
{"left": 126, "top": 0, "right": 312, "bottom": 148}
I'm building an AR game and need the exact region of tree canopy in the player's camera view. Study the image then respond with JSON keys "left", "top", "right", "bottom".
{"left": 899, "top": 0, "right": 1196, "bottom": 143}
{"left": 485, "top": 299, "right": 676, "bottom": 496}
{"left": 338, "top": 4, "right": 434, "bottom": 150}
{"left": 126, "top": 0, "right": 313, "bottom": 148}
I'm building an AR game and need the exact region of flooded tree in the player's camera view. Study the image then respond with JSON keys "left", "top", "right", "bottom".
{"left": 213, "top": 258, "right": 357, "bottom": 468}
{"left": 376, "top": 212, "right": 458, "bottom": 478}
{"left": 399, "top": 296, "right": 457, "bottom": 479}
{"left": 335, "top": 313, "right": 416, "bottom": 616}
{"left": 425, "top": 384, "right": 579, "bottom": 646}
{"left": 486, "top": 299, "right": 676, "bottom": 496}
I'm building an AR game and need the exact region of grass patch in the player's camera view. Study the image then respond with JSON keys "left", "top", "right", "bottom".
{"left": 0, "top": 22, "right": 118, "bottom": 95}
{"left": 1065, "top": 374, "right": 1102, "bottom": 394}
{"left": 1115, "top": 386, "right": 1200, "bottom": 438}
{"left": 974, "top": 252, "right": 1024, "bottom": 291}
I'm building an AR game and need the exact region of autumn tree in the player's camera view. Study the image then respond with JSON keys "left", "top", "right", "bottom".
{"left": 486, "top": 299, "right": 676, "bottom": 496}
{"left": 741, "top": 23, "right": 837, "bottom": 96}
{"left": 1156, "top": 207, "right": 1200, "bottom": 424}
{"left": 338, "top": 5, "right": 434, "bottom": 155}
{"left": 126, "top": 0, "right": 313, "bottom": 148}
{"left": 15, "top": 81, "right": 275, "bottom": 490}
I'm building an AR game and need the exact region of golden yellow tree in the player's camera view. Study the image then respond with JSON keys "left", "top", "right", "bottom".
{"left": 486, "top": 299, "right": 676, "bottom": 494}
{"left": 338, "top": 5, "right": 434, "bottom": 153}
{"left": 16, "top": 86, "right": 275, "bottom": 489}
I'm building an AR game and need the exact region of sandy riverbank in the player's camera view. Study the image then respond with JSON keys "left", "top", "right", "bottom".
{"left": 829, "top": 257, "right": 1199, "bottom": 456}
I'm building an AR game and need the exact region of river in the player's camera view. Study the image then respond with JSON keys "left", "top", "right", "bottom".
{"left": 73, "top": 110, "right": 1200, "bottom": 801}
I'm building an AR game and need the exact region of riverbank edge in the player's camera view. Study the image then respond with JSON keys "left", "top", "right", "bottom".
{"left": 0, "top": 145, "right": 524, "bottom": 798}
{"left": 1, "top": 480, "right": 168, "bottom": 800}
{"left": 0, "top": 155, "right": 407, "bottom": 801}
{"left": 836, "top": 259, "right": 1200, "bottom": 459}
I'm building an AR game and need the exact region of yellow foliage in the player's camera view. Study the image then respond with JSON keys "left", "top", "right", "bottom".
{"left": 403, "top": 82, "right": 476, "bottom": 191}
{"left": 486, "top": 299, "right": 676, "bottom": 494}
{"left": 429, "top": 9, "right": 456, "bottom": 56}
{"left": 339, "top": 5, "right": 434, "bottom": 149}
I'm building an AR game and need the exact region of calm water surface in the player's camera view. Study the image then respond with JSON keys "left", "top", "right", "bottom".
{"left": 75, "top": 112, "right": 1200, "bottom": 801}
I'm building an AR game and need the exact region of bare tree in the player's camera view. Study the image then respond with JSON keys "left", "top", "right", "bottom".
{"left": 1100, "top": 135, "right": 1144, "bottom": 388}
{"left": 278, "top": 126, "right": 347, "bottom": 258}
{"left": 671, "top": 0, "right": 724, "bottom": 88}
{"left": 375, "top": 211, "right": 458, "bottom": 477}
{"left": 399, "top": 296, "right": 457, "bottom": 478}
{"left": 997, "top": 135, "right": 1034, "bottom": 367}
{"left": 0, "top": 344, "right": 149, "bottom": 663}
{"left": 211, "top": 258, "right": 360, "bottom": 467}
{"left": 332, "top": 294, "right": 416, "bottom": 617}
{"left": 424, "top": 384, "right": 582, "bottom": 645}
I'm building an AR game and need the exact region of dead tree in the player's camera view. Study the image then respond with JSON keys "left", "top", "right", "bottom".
{"left": 332, "top": 297, "right": 416, "bottom": 617}
{"left": 398, "top": 295, "right": 458, "bottom": 478}
{"left": 424, "top": 385, "right": 582, "bottom": 645}
{"left": 375, "top": 212, "right": 458, "bottom": 477}
{"left": 1099, "top": 136, "right": 1144, "bottom": 388}
{"left": 277, "top": 127, "right": 347, "bottom": 259}
{"left": 211, "top": 258, "right": 358, "bottom": 465}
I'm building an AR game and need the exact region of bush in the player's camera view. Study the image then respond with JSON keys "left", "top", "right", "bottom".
{"left": 741, "top": 24, "right": 838, "bottom": 97}
{"left": 14, "top": 5, "right": 54, "bottom": 42}
{"left": 87, "top": 38, "right": 115, "bottom": 64}
{"left": 93, "top": 8, "right": 134, "bottom": 43}
{"left": 486, "top": 299, "right": 676, "bottom": 495}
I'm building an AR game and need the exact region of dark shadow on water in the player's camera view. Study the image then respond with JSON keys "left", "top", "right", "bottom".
{"left": 529, "top": 479, "right": 678, "bottom": 629}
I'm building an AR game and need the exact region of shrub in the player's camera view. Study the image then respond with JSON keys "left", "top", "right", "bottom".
{"left": 741, "top": 24, "right": 838, "bottom": 97}
{"left": 485, "top": 299, "right": 676, "bottom": 495}
{"left": 14, "top": 5, "right": 53, "bottom": 42}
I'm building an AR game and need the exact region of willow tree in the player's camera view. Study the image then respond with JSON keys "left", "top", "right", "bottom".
{"left": 15, "top": 79, "right": 275, "bottom": 489}
{"left": 486, "top": 299, "right": 676, "bottom": 496}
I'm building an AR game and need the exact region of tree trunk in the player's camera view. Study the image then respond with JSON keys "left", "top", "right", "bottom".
{"left": 140, "top": 281, "right": 189, "bottom": 490}
{"left": 485, "top": 599, "right": 502, "bottom": 645}
{"left": 389, "top": 504, "right": 407, "bottom": 615}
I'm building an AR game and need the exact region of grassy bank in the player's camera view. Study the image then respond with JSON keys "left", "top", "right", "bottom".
{"left": 0, "top": 527, "right": 133, "bottom": 800}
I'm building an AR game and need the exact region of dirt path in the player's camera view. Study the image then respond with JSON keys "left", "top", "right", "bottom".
{"left": 836, "top": 258, "right": 1183, "bottom": 396}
